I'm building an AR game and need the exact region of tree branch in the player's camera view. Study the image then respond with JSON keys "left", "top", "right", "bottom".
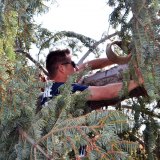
{"left": 15, "top": 31, "right": 119, "bottom": 75}
{"left": 121, "top": 105, "right": 160, "bottom": 119}
{"left": 77, "top": 31, "right": 120, "bottom": 65}
{"left": 19, "top": 129, "right": 52, "bottom": 160}
{"left": 15, "top": 49, "right": 48, "bottom": 76}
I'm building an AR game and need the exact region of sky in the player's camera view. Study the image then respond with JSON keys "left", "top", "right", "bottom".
{"left": 36, "top": 0, "right": 111, "bottom": 39}
{"left": 31, "top": 0, "right": 113, "bottom": 62}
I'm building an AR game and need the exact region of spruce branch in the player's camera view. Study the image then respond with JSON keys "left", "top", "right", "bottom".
{"left": 37, "top": 30, "right": 96, "bottom": 54}
{"left": 66, "top": 136, "right": 79, "bottom": 158}
{"left": 37, "top": 30, "right": 118, "bottom": 63}
{"left": 16, "top": 31, "right": 119, "bottom": 76}
{"left": 15, "top": 49, "right": 48, "bottom": 76}
{"left": 19, "top": 128, "right": 52, "bottom": 160}
{"left": 37, "top": 110, "right": 121, "bottom": 143}
{"left": 121, "top": 105, "right": 160, "bottom": 119}
{"left": 54, "top": 31, "right": 97, "bottom": 47}
{"left": 37, "top": 125, "right": 101, "bottom": 144}
{"left": 127, "top": 132, "right": 145, "bottom": 148}
{"left": 78, "top": 31, "right": 120, "bottom": 65}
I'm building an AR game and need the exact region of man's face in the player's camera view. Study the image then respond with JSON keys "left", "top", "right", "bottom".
{"left": 60, "top": 56, "right": 78, "bottom": 77}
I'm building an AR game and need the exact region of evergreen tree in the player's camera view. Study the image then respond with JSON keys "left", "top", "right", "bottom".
{"left": 0, "top": 0, "right": 160, "bottom": 159}
{"left": 107, "top": 0, "right": 160, "bottom": 159}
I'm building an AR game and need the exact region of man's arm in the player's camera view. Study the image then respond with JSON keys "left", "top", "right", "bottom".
{"left": 87, "top": 80, "right": 143, "bottom": 101}
{"left": 78, "top": 58, "right": 114, "bottom": 72}
{"left": 87, "top": 65, "right": 144, "bottom": 101}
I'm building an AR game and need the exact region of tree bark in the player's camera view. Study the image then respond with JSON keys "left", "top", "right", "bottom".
{"left": 81, "top": 64, "right": 147, "bottom": 110}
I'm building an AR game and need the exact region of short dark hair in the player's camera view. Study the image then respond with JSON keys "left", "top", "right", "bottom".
{"left": 46, "top": 49, "right": 71, "bottom": 77}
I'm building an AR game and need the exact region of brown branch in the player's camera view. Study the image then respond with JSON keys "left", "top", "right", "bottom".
{"left": 127, "top": 132, "right": 145, "bottom": 148}
{"left": 37, "top": 125, "right": 101, "bottom": 144}
{"left": 78, "top": 31, "right": 120, "bottom": 65}
{"left": 15, "top": 49, "right": 48, "bottom": 76}
{"left": 151, "top": 18, "right": 160, "bottom": 25}
{"left": 121, "top": 105, "right": 160, "bottom": 119}
{"left": 19, "top": 128, "right": 52, "bottom": 160}
{"left": 66, "top": 136, "right": 79, "bottom": 158}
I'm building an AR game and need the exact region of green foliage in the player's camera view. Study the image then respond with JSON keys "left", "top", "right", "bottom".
{"left": 36, "top": 104, "right": 138, "bottom": 159}
{"left": 130, "top": 0, "right": 160, "bottom": 100}
{"left": 0, "top": 10, "right": 18, "bottom": 60}
{"left": 143, "top": 119, "right": 160, "bottom": 159}
{"left": 31, "top": 75, "right": 138, "bottom": 159}
{"left": 0, "top": 56, "right": 45, "bottom": 159}
{"left": 0, "top": 0, "right": 160, "bottom": 159}
{"left": 108, "top": 0, "right": 160, "bottom": 159}
{"left": 0, "top": 0, "right": 52, "bottom": 57}
{"left": 0, "top": 59, "right": 139, "bottom": 159}
{"left": 34, "top": 30, "right": 100, "bottom": 59}
{"left": 107, "top": 0, "right": 132, "bottom": 39}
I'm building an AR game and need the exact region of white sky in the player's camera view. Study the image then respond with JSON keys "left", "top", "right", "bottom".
{"left": 31, "top": 0, "right": 113, "bottom": 62}
{"left": 36, "top": 0, "right": 111, "bottom": 39}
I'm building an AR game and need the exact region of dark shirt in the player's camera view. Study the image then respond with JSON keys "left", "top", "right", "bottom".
{"left": 39, "top": 82, "right": 88, "bottom": 157}
{"left": 41, "top": 82, "right": 89, "bottom": 106}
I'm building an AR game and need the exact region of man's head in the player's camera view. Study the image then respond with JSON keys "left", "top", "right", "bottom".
{"left": 46, "top": 49, "right": 77, "bottom": 81}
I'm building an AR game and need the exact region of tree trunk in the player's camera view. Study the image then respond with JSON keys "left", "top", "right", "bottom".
{"left": 81, "top": 64, "right": 147, "bottom": 110}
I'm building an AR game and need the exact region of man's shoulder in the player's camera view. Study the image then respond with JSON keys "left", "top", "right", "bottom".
{"left": 51, "top": 82, "right": 64, "bottom": 88}
{"left": 40, "top": 82, "right": 88, "bottom": 106}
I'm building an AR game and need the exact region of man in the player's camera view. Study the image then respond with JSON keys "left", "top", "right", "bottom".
{"left": 41, "top": 48, "right": 144, "bottom": 106}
